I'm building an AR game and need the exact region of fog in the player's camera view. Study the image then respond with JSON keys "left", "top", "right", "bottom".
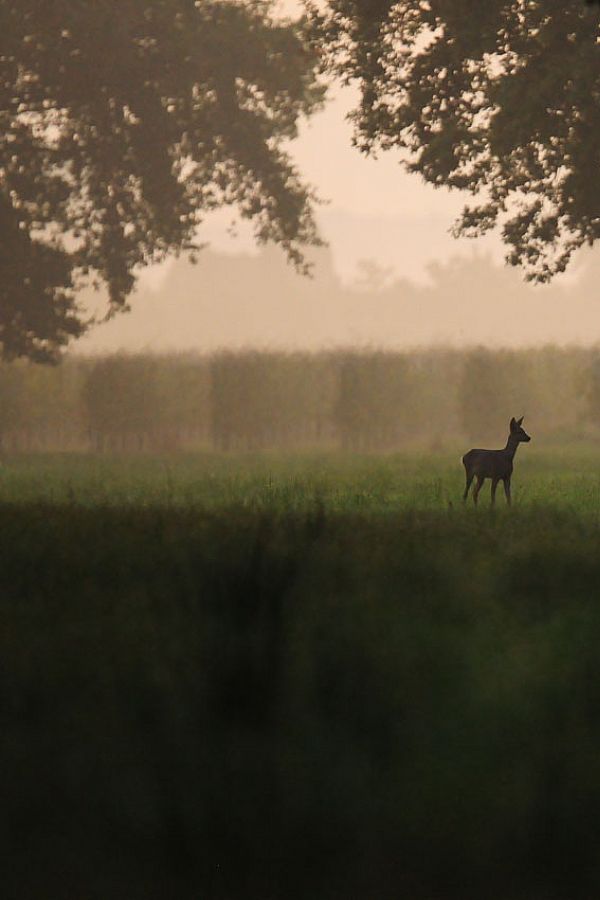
{"left": 77, "top": 243, "right": 600, "bottom": 355}
{"left": 77, "top": 78, "right": 600, "bottom": 355}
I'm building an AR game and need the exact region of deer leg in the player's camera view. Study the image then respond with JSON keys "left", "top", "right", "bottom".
{"left": 463, "top": 471, "right": 474, "bottom": 503}
{"left": 473, "top": 475, "right": 484, "bottom": 506}
{"left": 503, "top": 478, "right": 511, "bottom": 506}
{"left": 491, "top": 478, "right": 499, "bottom": 506}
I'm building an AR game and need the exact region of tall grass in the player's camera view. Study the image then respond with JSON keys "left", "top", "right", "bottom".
{"left": 3, "top": 450, "right": 600, "bottom": 898}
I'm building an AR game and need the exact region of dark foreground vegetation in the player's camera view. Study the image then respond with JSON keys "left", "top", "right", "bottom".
{"left": 3, "top": 451, "right": 600, "bottom": 899}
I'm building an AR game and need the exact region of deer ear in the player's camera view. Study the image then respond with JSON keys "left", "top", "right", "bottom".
{"left": 517, "top": 416, "right": 524, "bottom": 426}
{"left": 510, "top": 417, "right": 517, "bottom": 430}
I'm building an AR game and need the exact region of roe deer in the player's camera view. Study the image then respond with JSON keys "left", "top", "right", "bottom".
{"left": 462, "top": 416, "right": 531, "bottom": 506}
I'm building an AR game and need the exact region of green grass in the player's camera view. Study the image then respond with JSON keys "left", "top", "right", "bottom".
{"left": 4, "top": 447, "right": 600, "bottom": 899}
{"left": 4, "top": 441, "right": 600, "bottom": 511}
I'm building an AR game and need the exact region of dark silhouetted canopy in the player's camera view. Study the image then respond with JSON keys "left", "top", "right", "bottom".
{"left": 0, "top": 0, "right": 323, "bottom": 359}
{"left": 309, "top": 0, "right": 600, "bottom": 282}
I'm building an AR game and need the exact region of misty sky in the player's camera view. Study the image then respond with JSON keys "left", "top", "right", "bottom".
{"left": 193, "top": 84, "right": 503, "bottom": 284}
{"left": 191, "top": 0, "right": 504, "bottom": 286}
{"left": 79, "top": 1, "right": 599, "bottom": 354}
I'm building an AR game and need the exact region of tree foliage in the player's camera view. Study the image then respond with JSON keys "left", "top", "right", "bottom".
{"left": 0, "top": 0, "right": 324, "bottom": 360}
{"left": 309, "top": 0, "right": 600, "bottom": 282}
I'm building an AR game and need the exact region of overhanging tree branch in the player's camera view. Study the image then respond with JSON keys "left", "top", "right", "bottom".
{"left": 0, "top": 0, "right": 325, "bottom": 360}
{"left": 309, "top": 0, "right": 600, "bottom": 282}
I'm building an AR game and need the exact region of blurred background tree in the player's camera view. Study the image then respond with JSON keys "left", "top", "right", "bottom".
{"left": 459, "top": 349, "right": 502, "bottom": 443}
{"left": 82, "top": 355, "right": 162, "bottom": 452}
{"left": 335, "top": 351, "right": 411, "bottom": 450}
{"left": 586, "top": 353, "right": 600, "bottom": 429}
{"left": 309, "top": 0, "right": 600, "bottom": 283}
{"left": 0, "top": 0, "right": 324, "bottom": 360}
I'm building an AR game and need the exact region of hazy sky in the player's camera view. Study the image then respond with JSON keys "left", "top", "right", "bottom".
{"left": 167, "top": 81, "right": 503, "bottom": 289}
{"left": 137, "top": 0, "right": 504, "bottom": 290}
{"left": 81, "top": 2, "right": 599, "bottom": 353}
{"left": 135, "top": 76, "right": 505, "bottom": 296}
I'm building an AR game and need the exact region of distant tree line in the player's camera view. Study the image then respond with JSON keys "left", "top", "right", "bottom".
{"left": 0, "top": 347, "right": 596, "bottom": 453}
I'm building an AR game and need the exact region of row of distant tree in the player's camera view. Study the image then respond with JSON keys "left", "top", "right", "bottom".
{"left": 0, "top": 347, "right": 597, "bottom": 453}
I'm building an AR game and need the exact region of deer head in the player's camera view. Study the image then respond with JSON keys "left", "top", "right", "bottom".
{"left": 510, "top": 416, "right": 531, "bottom": 442}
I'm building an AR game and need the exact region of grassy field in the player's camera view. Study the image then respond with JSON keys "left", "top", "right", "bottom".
{"left": 4, "top": 441, "right": 600, "bottom": 510}
{"left": 4, "top": 446, "right": 600, "bottom": 899}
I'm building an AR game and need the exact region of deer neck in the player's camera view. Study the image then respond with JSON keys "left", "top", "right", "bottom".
{"left": 504, "top": 433, "right": 520, "bottom": 459}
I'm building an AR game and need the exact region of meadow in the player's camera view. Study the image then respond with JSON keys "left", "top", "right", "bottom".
{"left": 4, "top": 446, "right": 600, "bottom": 899}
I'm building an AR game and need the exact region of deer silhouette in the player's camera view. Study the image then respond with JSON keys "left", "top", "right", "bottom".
{"left": 462, "top": 416, "right": 531, "bottom": 506}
